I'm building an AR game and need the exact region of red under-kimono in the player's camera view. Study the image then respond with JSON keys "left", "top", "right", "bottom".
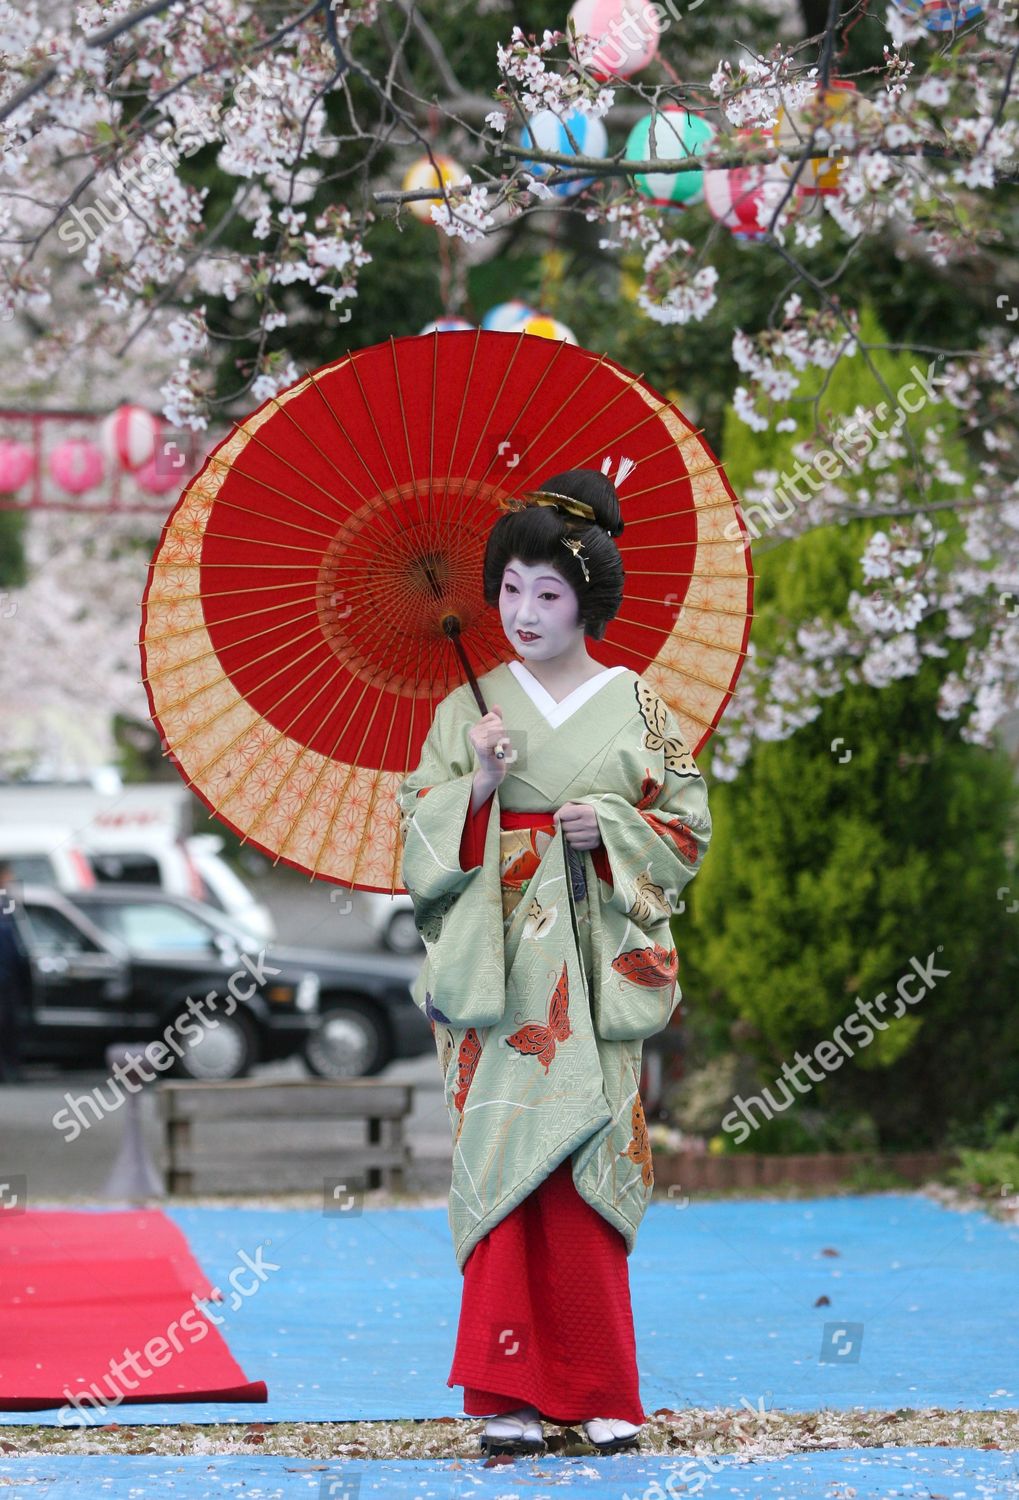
{"left": 446, "top": 794, "right": 646, "bottom": 1425}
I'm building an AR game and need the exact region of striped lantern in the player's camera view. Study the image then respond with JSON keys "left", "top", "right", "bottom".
{"left": 624, "top": 107, "right": 716, "bottom": 207}
{"left": 506, "top": 313, "right": 579, "bottom": 345}
{"left": 773, "top": 80, "right": 874, "bottom": 197}
{"left": 567, "top": 0, "right": 661, "bottom": 80}
{"left": 891, "top": 0, "right": 982, "bottom": 27}
{"left": 401, "top": 154, "right": 467, "bottom": 224}
{"left": 519, "top": 109, "right": 609, "bottom": 197}
{"left": 703, "top": 129, "right": 784, "bottom": 242}
{"left": 481, "top": 300, "right": 537, "bottom": 332}
{"left": 101, "top": 403, "right": 161, "bottom": 472}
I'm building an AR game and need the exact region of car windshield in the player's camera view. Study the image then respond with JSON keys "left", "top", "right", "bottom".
{"left": 81, "top": 900, "right": 221, "bottom": 954}
{"left": 173, "top": 902, "right": 263, "bottom": 949}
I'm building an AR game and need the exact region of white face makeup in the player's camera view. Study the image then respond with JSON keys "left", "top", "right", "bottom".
{"left": 498, "top": 557, "right": 585, "bottom": 662}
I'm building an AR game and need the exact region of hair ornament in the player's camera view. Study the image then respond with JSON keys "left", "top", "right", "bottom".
{"left": 496, "top": 488, "right": 613, "bottom": 536}
{"left": 498, "top": 489, "right": 595, "bottom": 522}
{"left": 600, "top": 454, "right": 636, "bottom": 488}
{"left": 560, "top": 535, "right": 590, "bottom": 583}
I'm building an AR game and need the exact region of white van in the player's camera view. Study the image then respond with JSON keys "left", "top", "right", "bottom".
{"left": 0, "top": 823, "right": 98, "bottom": 891}
{"left": 0, "top": 784, "right": 275, "bottom": 942}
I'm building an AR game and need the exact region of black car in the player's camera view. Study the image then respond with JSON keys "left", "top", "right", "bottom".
{"left": 64, "top": 886, "right": 431, "bottom": 1080}
{"left": 12, "top": 884, "right": 319, "bottom": 1081}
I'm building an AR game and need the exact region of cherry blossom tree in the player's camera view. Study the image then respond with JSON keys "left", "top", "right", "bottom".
{"left": 0, "top": 0, "right": 1015, "bottom": 776}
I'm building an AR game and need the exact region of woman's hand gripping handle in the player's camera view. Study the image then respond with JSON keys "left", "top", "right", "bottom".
{"left": 468, "top": 703, "right": 513, "bottom": 813}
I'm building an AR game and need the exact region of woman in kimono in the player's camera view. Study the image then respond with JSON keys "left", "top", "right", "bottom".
{"left": 396, "top": 466, "right": 712, "bottom": 1457}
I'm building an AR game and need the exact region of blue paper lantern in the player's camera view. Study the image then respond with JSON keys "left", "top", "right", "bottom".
{"left": 481, "top": 300, "right": 537, "bottom": 332}
{"left": 419, "top": 317, "right": 475, "bottom": 333}
{"left": 519, "top": 109, "right": 609, "bottom": 197}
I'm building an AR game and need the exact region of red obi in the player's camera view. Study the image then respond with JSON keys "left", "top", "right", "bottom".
{"left": 460, "top": 797, "right": 612, "bottom": 888}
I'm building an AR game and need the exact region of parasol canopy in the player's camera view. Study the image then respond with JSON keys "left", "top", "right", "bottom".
{"left": 141, "top": 330, "right": 753, "bottom": 893}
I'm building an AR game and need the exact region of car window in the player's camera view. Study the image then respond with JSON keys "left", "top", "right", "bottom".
{"left": 89, "top": 852, "right": 162, "bottom": 884}
{"left": 3, "top": 855, "right": 56, "bottom": 884}
{"left": 84, "top": 902, "right": 218, "bottom": 953}
{"left": 21, "top": 905, "right": 101, "bottom": 956}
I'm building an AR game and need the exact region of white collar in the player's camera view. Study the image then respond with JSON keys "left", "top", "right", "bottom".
{"left": 507, "top": 659, "right": 629, "bottom": 728}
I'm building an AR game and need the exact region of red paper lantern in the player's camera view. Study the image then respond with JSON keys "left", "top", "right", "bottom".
{"left": 0, "top": 440, "right": 34, "bottom": 493}
{"left": 567, "top": 0, "right": 661, "bottom": 81}
{"left": 101, "top": 403, "right": 162, "bottom": 472}
{"left": 49, "top": 439, "right": 104, "bottom": 495}
{"left": 703, "top": 128, "right": 786, "bottom": 241}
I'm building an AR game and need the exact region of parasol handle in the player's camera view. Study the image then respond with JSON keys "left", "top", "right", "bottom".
{"left": 441, "top": 615, "right": 489, "bottom": 716}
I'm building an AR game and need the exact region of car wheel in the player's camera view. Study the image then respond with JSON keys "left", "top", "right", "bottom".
{"left": 383, "top": 908, "right": 423, "bottom": 954}
{"left": 303, "top": 1000, "right": 390, "bottom": 1079}
{"left": 171, "top": 1009, "right": 257, "bottom": 1081}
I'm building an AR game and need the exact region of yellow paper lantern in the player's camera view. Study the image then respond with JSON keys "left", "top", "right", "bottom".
{"left": 509, "top": 313, "right": 579, "bottom": 345}
{"left": 773, "top": 81, "right": 873, "bottom": 197}
{"left": 401, "top": 153, "right": 467, "bottom": 224}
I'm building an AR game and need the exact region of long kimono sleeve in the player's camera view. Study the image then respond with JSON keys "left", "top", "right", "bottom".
{"left": 395, "top": 686, "right": 507, "bottom": 1029}
{"left": 573, "top": 696, "right": 712, "bottom": 1042}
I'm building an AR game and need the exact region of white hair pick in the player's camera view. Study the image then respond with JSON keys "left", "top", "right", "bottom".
{"left": 600, "top": 454, "right": 636, "bottom": 488}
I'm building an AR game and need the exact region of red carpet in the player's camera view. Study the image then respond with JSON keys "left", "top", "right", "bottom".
{"left": 0, "top": 1209, "right": 267, "bottom": 1413}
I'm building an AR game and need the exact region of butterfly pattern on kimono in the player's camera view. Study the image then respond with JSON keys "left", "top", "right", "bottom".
{"left": 634, "top": 680, "right": 701, "bottom": 779}
{"left": 611, "top": 941, "right": 679, "bottom": 990}
{"left": 635, "top": 770, "right": 663, "bottom": 810}
{"left": 452, "top": 1026, "right": 483, "bottom": 1142}
{"left": 624, "top": 865, "right": 673, "bottom": 926}
{"left": 639, "top": 811, "right": 702, "bottom": 864}
{"left": 620, "top": 1093, "right": 654, "bottom": 1189}
{"left": 505, "top": 960, "right": 572, "bottom": 1072}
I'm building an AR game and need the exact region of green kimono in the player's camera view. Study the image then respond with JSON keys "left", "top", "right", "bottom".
{"left": 396, "top": 659, "right": 711, "bottom": 1272}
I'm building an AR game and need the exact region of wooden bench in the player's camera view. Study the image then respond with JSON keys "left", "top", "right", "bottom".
{"left": 158, "top": 1078, "right": 413, "bottom": 1196}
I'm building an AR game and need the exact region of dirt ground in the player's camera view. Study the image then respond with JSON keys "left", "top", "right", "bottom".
{"left": 2, "top": 1408, "right": 1018, "bottom": 1462}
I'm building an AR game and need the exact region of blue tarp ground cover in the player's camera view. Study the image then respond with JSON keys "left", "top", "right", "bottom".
{"left": 1, "top": 1448, "right": 1018, "bottom": 1499}
{"left": 2, "top": 1192, "right": 1017, "bottom": 1426}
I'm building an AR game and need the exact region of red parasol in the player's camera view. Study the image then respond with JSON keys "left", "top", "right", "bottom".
{"left": 140, "top": 330, "right": 753, "bottom": 893}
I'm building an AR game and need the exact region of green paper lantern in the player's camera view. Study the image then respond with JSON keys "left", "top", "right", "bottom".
{"left": 624, "top": 107, "right": 716, "bottom": 207}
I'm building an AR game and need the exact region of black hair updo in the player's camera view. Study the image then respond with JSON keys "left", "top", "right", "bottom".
{"left": 482, "top": 467, "right": 625, "bottom": 641}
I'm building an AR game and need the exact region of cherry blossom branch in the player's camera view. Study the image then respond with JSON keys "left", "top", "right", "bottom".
{"left": 0, "top": 0, "right": 178, "bottom": 125}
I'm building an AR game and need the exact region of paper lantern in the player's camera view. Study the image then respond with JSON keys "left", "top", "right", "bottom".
{"left": 0, "top": 440, "right": 34, "bottom": 493}
{"left": 891, "top": 0, "right": 982, "bottom": 27}
{"left": 774, "top": 80, "right": 874, "bottom": 197}
{"left": 134, "top": 454, "right": 185, "bottom": 495}
{"left": 567, "top": 0, "right": 661, "bottom": 80}
{"left": 419, "top": 317, "right": 475, "bottom": 333}
{"left": 401, "top": 154, "right": 467, "bottom": 224}
{"left": 49, "top": 439, "right": 104, "bottom": 495}
{"left": 506, "top": 313, "right": 578, "bottom": 345}
{"left": 481, "top": 300, "right": 537, "bottom": 332}
{"left": 703, "top": 129, "right": 786, "bottom": 242}
{"left": 101, "top": 403, "right": 161, "bottom": 472}
{"left": 624, "top": 107, "right": 716, "bottom": 207}
{"left": 519, "top": 109, "right": 609, "bottom": 197}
